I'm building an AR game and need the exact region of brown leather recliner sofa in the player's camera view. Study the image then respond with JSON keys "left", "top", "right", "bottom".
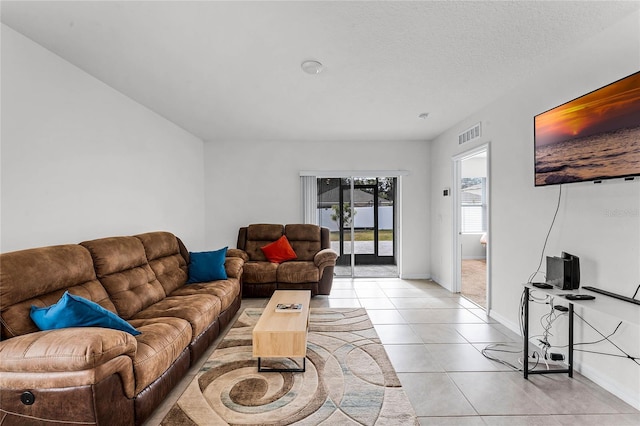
{"left": 0, "top": 231, "right": 243, "bottom": 425}
{"left": 236, "top": 224, "right": 338, "bottom": 298}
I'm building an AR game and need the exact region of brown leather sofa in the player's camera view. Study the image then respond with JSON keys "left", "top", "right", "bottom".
{"left": 0, "top": 231, "right": 243, "bottom": 425}
{"left": 235, "top": 224, "right": 338, "bottom": 297}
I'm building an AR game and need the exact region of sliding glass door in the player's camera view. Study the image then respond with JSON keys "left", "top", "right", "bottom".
{"left": 317, "top": 176, "right": 397, "bottom": 277}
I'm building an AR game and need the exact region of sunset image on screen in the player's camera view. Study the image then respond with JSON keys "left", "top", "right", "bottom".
{"left": 534, "top": 72, "right": 640, "bottom": 186}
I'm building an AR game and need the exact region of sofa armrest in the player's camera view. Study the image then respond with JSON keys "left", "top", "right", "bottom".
{"left": 224, "top": 256, "right": 245, "bottom": 279}
{"left": 314, "top": 248, "right": 338, "bottom": 270}
{"left": 0, "top": 327, "right": 137, "bottom": 373}
{"left": 226, "top": 248, "right": 249, "bottom": 262}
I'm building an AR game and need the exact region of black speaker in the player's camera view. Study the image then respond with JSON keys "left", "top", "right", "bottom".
{"left": 561, "top": 252, "right": 580, "bottom": 289}
{"left": 546, "top": 254, "right": 580, "bottom": 290}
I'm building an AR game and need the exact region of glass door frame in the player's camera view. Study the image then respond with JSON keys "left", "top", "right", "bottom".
{"left": 336, "top": 179, "right": 396, "bottom": 267}
{"left": 301, "top": 170, "right": 408, "bottom": 279}
{"left": 324, "top": 176, "right": 398, "bottom": 277}
{"left": 336, "top": 178, "right": 356, "bottom": 271}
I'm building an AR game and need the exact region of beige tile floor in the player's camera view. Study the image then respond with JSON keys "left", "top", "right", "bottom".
{"left": 145, "top": 278, "right": 640, "bottom": 425}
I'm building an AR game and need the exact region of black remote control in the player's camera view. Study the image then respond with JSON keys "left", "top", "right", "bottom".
{"left": 565, "top": 294, "right": 595, "bottom": 301}
{"left": 531, "top": 282, "right": 553, "bottom": 289}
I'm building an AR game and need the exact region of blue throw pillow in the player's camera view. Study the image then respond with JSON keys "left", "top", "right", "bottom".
{"left": 187, "top": 247, "right": 228, "bottom": 283}
{"left": 30, "top": 291, "right": 141, "bottom": 336}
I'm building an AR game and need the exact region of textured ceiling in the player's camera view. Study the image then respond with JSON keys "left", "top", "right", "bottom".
{"left": 2, "top": 1, "right": 638, "bottom": 142}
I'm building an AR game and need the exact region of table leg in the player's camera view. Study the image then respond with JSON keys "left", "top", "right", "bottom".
{"left": 524, "top": 287, "right": 530, "bottom": 379}
{"left": 568, "top": 302, "right": 573, "bottom": 377}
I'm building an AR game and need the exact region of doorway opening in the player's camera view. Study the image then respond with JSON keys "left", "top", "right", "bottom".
{"left": 454, "top": 146, "right": 489, "bottom": 309}
{"left": 317, "top": 177, "right": 397, "bottom": 278}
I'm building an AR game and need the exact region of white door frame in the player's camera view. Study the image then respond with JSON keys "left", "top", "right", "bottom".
{"left": 452, "top": 143, "right": 491, "bottom": 310}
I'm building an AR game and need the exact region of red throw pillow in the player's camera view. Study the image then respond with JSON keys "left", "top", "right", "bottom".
{"left": 261, "top": 235, "right": 297, "bottom": 263}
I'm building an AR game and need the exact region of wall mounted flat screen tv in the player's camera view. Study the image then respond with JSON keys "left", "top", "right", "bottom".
{"left": 534, "top": 71, "right": 640, "bottom": 186}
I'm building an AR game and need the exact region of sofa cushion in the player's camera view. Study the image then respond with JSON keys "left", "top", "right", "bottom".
{"left": 277, "top": 261, "right": 320, "bottom": 284}
{"left": 242, "top": 261, "right": 278, "bottom": 284}
{"left": 136, "top": 232, "right": 188, "bottom": 295}
{"left": 226, "top": 248, "right": 249, "bottom": 262}
{"left": 131, "top": 294, "right": 221, "bottom": 339}
{"left": 314, "top": 248, "right": 340, "bottom": 270}
{"left": 81, "top": 237, "right": 166, "bottom": 320}
{"left": 0, "top": 327, "right": 137, "bottom": 373}
{"left": 223, "top": 257, "right": 244, "bottom": 280}
{"left": 285, "top": 224, "right": 322, "bottom": 261}
{"left": 127, "top": 317, "right": 192, "bottom": 394}
{"left": 169, "top": 279, "right": 240, "bottom": 312}
{"left": 0, "top": 245, "right": 116, "bottom": 339}
{"left": 135, "top": 231, "right": 182, "bottom": 261}
{"left": 260, "top": 236, "right": 297, "bottom": 263}
{"left": 30, "top": 291, "right": 141, "bottom": 336}
{"left": 187, "top": 247, "right": 228, "bottom": 283}
{"left": 244, "top": 224, "right": 284, "bottom": 261}
{"left": 247, "top": 223, "right": 285, "bottom": 241}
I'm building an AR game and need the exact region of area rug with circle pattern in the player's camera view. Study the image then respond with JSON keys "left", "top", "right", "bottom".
{"left": 161, "top": 307, "right": 418, "bottom": 425}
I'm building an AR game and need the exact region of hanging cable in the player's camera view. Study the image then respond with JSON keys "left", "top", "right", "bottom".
{"left": 527, "top": 184, "right": 562, "bottom": 284}
{"left": 551, "top": 313, "right": 640, "bottom": 366}
{"left": 632, "top": 283, "right": 640, "bottom": 300}
{"left": 485, "top": 288, "right": 550, "bottom": 370}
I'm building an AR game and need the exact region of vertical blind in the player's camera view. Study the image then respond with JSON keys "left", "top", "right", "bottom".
{"left": 300, "top": 176, "right": 318, "bottom": 224}
{"left": 461, "top": 205, "right": 487, "bottom": 233}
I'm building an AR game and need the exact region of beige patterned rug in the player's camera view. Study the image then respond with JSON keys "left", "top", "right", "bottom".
{"left": 161, "top": 308, "right": 418, "bottom": 425}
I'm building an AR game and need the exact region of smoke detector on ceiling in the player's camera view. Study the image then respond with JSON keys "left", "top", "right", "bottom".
{"left": 301, "top": 60, "right": 324, "bottom": 74}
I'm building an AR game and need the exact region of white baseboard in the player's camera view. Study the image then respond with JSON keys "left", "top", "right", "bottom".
{"left": 575, "top": 362, "right": 640, "bottom": 410}
{"left": 488, "top": 310, "right": 520, "bottom": 336}
{"left": 428, "top": 274, "right": 455, "bottom": 292}
{"left": 399, "top": 273, "right": 431, "bottom": 280}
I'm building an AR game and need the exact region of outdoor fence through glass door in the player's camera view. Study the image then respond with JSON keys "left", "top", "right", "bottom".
{"left": 317, "top": 177, "right": 397, "bottom": 278}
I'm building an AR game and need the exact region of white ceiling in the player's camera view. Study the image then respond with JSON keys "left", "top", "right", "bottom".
{"left": 2, "top": 1, "right": 638, "bottom": 143}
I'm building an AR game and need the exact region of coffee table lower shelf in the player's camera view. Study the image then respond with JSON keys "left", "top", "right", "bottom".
{"left": 257, "top": 356, "right": 306, "bottom": 373}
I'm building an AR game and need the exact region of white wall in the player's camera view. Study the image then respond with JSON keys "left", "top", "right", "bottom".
{"left": 430, "top": 12, "right": 640, "bottom": 407}
{"left": 203, "top": 140, "right": 430, "bottom": 278}
{"left": 1, "top": 25, "right": 207, "bottom": 252}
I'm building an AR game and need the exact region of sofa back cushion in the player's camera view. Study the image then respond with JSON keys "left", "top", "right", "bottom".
{"left": 0, "top": 245, "right": 115, "bottom": 339}
{"left": 135, "top": 231, "right": 188, "bottom": 295}
{"left": 243, "top": 224, "right": 284, "bottom": 261}
{"left": 80, "top": 236, "right": 165, "bottom": 320}
{"left": 285, "top": 224, "right": 322, "bottom": 261}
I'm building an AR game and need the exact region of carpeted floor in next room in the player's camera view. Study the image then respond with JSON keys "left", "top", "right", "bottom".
{"left": 145, "top": 277, "right": 640, "bottom": 426}
{"left": 461, "top": 258, "right": 487, "bottom": 308}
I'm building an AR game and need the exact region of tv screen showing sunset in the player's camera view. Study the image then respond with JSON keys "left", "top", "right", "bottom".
{"left": 534, "top": 71, "right": 640, "bottom": 186}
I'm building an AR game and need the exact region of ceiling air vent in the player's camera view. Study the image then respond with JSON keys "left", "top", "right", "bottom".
{"left": 458, "top": 122, "right": 481, "bottom": 145}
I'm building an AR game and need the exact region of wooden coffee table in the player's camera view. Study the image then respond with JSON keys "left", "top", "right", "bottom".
{"left": 252, "top": 290, "right": 311, "bottom": 372}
